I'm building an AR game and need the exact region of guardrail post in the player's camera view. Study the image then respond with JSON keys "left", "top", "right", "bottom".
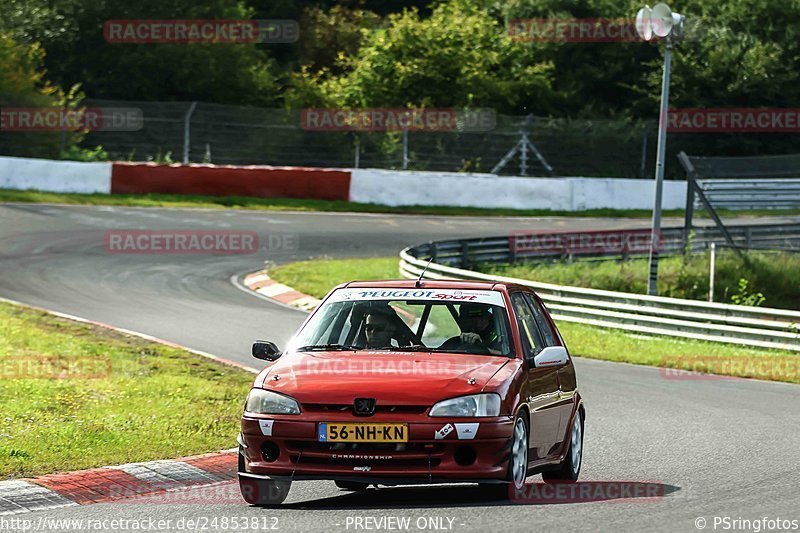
{"left": 508, "top": 236, "right": 517, "bottom": 264}
{"left": 183, "top": 101, "right": 198, "bottom": 164}
{"left": 709, "top": 242, "right": 716, "bottom": 302}
{"left": 460, "top": 241, "right": 470, "bottom": 268}
{"left": 402, "top": 129, "right": 409, "bottom": 169}
{"left": 678, "top": 151, "right": 695, "bottom": 250}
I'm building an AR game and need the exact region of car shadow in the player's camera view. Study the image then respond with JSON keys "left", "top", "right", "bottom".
{"left": 281, "top": 481, "right": 681, "bottom": 510}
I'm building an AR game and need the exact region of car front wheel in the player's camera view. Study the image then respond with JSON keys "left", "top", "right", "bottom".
{"left": 480, "top": 412, "right": 528, "bottom": 499}
{"left": 238, "top": 446, "right": 291, "bottom": 506}
{"left": 335, "top": 480, "right": 370, "bottom": 491}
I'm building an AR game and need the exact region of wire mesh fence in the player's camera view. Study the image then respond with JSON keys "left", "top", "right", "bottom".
{"left": 67, "top": 100, "right": 656, "bottom": 177}
{"left": 3, "top": 99, "right": 796, "bottom": 179}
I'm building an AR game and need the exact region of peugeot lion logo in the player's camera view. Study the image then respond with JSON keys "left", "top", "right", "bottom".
{"left": 354, "top": 398, "right": 376, "bottom": 416}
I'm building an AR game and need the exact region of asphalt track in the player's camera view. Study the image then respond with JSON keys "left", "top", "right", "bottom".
{"left": 0, "top": 203, "right": 798, "bottom": 533}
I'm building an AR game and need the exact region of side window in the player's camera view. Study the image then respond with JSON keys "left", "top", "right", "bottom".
{"left": 524, "top": 293, "right": 557, "bottom": 346}
{"left": 510, "top": 292, "right": 544, "bottom": 358}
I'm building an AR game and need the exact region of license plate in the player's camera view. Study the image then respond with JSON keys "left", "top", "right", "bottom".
{"left": 317, "top": 423, "right": 408, "bottom": 443}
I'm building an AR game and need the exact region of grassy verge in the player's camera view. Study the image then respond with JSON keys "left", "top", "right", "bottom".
{"left": 481, "top": 250, "right": 800, "bottom": 310}
{"left": 3, "top": 188, "right": 799, "bottom": 218}
{"left": 0, "top": 301, "right": 253, "bottom": 479}
{"left": 269, "top": 257, "right": 799, "bottom": 384}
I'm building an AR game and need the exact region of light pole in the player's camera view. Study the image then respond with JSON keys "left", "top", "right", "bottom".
{"left": 635, "top": 3, "right": 685, "bottom": 296}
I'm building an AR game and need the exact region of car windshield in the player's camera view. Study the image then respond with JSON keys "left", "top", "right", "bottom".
{"left": 287, "top": 288, "right": 514, "bottom": 357}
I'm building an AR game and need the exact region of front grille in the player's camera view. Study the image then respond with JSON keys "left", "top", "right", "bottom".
{"left": 302, "top": 404, "right": 428, "bottom": 415}
{"left": 286, "top": 441, "right": 444, "bottom": 468}
{"left": 289, "top": 441, "right": 444, "bottom": 453}
{"left": 297, "top": 455, "right": 442, "bottom": 468}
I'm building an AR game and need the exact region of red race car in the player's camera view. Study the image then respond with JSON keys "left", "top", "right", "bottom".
{"left": 238, "top": 280, "right": 584, "bottom": 505}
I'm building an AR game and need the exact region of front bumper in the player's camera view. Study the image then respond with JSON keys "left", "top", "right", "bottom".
{"left": 239, "top": 415, "right": 515, "bottom": 482}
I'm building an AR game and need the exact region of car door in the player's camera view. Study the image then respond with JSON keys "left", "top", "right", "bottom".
{"left": 509, "top": 292, "right": 561, "bottom": 461}
{"left": 524, "top": 292, "right": 576, "bottom": 450}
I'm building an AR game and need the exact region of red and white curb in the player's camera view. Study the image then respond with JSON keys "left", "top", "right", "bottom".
{"left": 0, "top": 449, "right": 238, "bottom": 515}
{"left": 244, "top": 271, "right": 321, "bottom": 312}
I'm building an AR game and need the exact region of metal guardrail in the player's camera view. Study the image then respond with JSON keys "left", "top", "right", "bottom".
{"left": 678, "top": 151, "right": 800, "bottom": 211}
{"left": 417, "top": 224, "right": 800, "bottom": 268}
{"left": 696, "top": 179, "right": 800, "bottom": 210}
{"left": 399, "top": 230, "right": 800, "bottom": 352}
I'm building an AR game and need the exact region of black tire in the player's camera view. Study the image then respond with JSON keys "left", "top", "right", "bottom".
{"left": 542, "top": 409, "right": 583, "bottom": 483}
{"left": 238, "top": 445, "right": 291, "bottom": 506}
{"left": 239, "top": 477, "right": 291, "bottom": 506}
{"left": 335, "top": 480, "right": 370, "bottom": 491}
{"left": 479, "top": 412, "right": 529, "bottom": 500}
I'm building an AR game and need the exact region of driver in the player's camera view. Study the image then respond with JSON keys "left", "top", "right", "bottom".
{"left": 439, "top": 303, "right": 502, "bottom": 354}
{"left": 363, "top": 308, "right": 400, "bottom": 349}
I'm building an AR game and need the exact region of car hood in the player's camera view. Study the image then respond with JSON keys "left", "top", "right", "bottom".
{"left": 256, "top": 351, "right": 510, "bottom": 405}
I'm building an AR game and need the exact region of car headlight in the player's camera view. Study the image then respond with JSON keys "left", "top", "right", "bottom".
{"left": 245, "top": 389, "right": 301, "bottom": 415}
{"left": 429, "top": 393, "right": 501, "bottom": 417}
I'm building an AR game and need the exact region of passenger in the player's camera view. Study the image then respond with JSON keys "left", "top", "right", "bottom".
{"left": 440, "top": 303, "right": 502, "bottom": 354}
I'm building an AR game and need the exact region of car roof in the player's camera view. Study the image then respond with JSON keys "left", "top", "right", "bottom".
{"left": 339, "top": 279, "right": 532, "bottom": 293}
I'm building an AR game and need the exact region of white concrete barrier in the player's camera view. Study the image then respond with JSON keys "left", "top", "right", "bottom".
{"left": 350, "top": 169, "right": 687, "bottom": 211}
{"left": 0, "top": 156, "right": 112, "bottom": 194}
{"left": 0, "top": 156, "right": 688, "bottom": 211}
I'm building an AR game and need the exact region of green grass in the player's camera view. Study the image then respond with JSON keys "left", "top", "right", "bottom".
{"left": 270, "top": 257, "right": 402, "bottom": 298}
{"left": 481, "top": 250, "right": 800, "bottom": 310}
{"left": 3, "top": 188, "right": 800, "bottom": 218}
{"left": 0, "top": 301, "right": 253, "bottom": 479}
{"left": 269, "top": 257, "right": 799, "bottom": 384}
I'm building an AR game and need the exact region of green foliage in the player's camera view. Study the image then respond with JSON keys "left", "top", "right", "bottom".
{"left": 0, "top": 0, "right": 282, "bottom": 106}
{"left": 0, "top": 32, "right": 85, "bottom": 158}
{"left": 296, "top": 5, "right": 382, "bottom": 75}
{"left": 60, "top": 144, "right": 108, "bottom": 161}
{"left": 291, "top": 1, "right": 555, "bottom": 111}
{"left": 730, "top": 278, "right": 766, "bottom": 307}
{"left": 3, "top": 0, "right": 800, "bottom": 149}
{"left": 146, "top": 149, "right": 175, "bottom": 164}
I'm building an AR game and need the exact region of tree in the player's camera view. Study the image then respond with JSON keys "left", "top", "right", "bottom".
{"left": 0, "top": 32, "right": 85, "bottom": 158}
{"left": 290, "top": 1, "right": 556, "bottom": 113}
{"left": 0, "top": 0, "right": 282, "bottom": 105}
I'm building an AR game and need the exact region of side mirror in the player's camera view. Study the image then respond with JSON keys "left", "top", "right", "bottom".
{"left": 533, "top": 346, "right": 569, "bottom": 368}
{"left": 252, "top": 340, "right": 281, "bottom": 361}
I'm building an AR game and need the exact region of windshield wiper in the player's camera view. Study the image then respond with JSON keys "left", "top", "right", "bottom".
{"left": 295, "top": 344, "right": 358, "bottom": 352}
{"left": 388, "top": 345, "right": 432, "bottom": 352}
